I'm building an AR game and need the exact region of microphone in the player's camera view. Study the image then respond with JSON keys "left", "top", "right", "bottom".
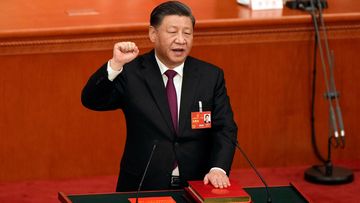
{"left": 329, "top": 104, "right": 340, "bottom": 146}
{"left": 329, "top": 50, "right": 345, "bottom": 147}
{"left": 308, "top": 0, "right": 346, "bottom": 148}
{"left": 234, "top": 141, "right": 272, "bottom": 203}
{"left": 303, "top": 0, "right": 353, "bottom": 185}
{"left": 225, "top": 136, "right": 272, "bottom": 203}
{"left": 336, "top": 104, "right": 345, "bottom": 147}
{"left": 135, "top": 140, "right": 158, "bottom": 203}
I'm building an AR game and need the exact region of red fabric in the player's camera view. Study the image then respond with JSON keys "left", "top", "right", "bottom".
{"left": 0, "top": 176, "right": 116, "bottom": 203}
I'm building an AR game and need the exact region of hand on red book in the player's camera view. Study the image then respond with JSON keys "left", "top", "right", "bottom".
{"left": 203, "top": 169, "right": 231, "bottom": 189}
{"left": 186, "top": 179, "right": 251, "bottom": 203}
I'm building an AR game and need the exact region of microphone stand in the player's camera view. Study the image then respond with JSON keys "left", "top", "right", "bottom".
{"left": 295, "top": 0, "right": 354, "bottom": 184}
{"left": 135, "top": 143, "right": 157, "bottom": 203}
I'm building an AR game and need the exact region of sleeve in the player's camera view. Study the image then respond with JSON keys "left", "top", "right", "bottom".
{"left": 210, "top": 69, "right": 238, "bottom": 174}
{"left": 81, "top": 63, "right": 125, "bottom": 111}
{"left": 107, "top": 60, "right": 123, "bottom": 81}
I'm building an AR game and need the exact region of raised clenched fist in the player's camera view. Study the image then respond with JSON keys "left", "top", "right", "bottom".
{"left": 110, "top": 42, "right": 139, "bottom": 71}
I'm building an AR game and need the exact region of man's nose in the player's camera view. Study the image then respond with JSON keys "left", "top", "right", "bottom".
{"left": 175, "top": 33, "right": 186, "bottom": 44}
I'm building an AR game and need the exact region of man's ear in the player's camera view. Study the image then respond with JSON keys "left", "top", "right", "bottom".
{"left": 149, "top": 26, "right": 156, "bottom": 43}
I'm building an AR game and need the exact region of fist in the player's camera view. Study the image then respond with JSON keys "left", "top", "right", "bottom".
{"left": 110, "top": 42, "right": 139, "bottom": 70}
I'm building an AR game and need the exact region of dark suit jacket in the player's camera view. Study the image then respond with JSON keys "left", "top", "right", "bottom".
{"left": 81, "top": 50, "right": 237, "bottom": 192}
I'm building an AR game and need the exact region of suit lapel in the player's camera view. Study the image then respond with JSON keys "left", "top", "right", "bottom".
{"left": 179, "top": 58, "right": 200, "bottom": 136}
{"left": 140, "top": 52, "right": 174, "bottom": 136}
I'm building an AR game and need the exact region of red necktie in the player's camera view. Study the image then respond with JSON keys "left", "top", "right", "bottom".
{"left": 165, "top": 70, "right": 178, "bottom": 133}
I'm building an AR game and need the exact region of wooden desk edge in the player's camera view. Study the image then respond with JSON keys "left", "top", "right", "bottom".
{"left": 58, "top": 192, "right": 73, "bottom": 203}
{"left": 290, "top": 182, "right": 313, "bottom": 203}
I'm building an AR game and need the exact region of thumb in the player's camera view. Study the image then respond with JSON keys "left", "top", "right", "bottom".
{"left": 203, "top": 174, "right": 209, "bottom": 185}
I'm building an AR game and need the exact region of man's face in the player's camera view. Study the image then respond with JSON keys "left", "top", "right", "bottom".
{"left": 149, "top": 15, "right": 193, "bottom": 69}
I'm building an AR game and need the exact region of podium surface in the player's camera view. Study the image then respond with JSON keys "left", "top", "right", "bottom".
{"left": 1, "top": 0, "right": 360, "bottom": 184}
{"left": 59, "top": 184, "right": 309, "bottom": 203}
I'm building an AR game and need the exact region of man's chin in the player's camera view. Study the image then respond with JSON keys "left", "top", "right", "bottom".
{"left": 170, "top": 55, "right": 187, "bottom": 64}
{"left": 171, "top": 60, "right": 186, "bottom": 67}
{"left": 160, "top": 53, "right": 188, "bottom": 67}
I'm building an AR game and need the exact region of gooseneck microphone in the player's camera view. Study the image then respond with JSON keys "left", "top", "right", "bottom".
{"left": 135, "top": 141, "right": 158, "bottom": 203}
{"left": 233, "top": 140, "right": 272, "bottom": 203}
{"left": 296, "top": 0, "right": 353, "bottom": 185}
{"left": 224, "top": 134, "right": 272, "bottom": 203}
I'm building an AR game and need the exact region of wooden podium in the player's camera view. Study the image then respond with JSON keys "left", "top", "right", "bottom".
{"left": 58, "top": 183, "right": 310, "bottom": 203}
{"left": 1, "top": 0, "right": 360, "bottom": 183}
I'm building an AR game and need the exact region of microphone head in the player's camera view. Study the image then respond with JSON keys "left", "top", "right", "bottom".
{"left": 152, "top": 139, "right": 159, "bottom": 149}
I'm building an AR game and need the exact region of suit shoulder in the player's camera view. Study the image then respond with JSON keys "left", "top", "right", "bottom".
{"left": 186, "top": 56, "right": 223, "bottom": 74}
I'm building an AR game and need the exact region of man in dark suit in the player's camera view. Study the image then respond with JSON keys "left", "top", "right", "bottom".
{"left": 81, "top": 1, "right": 237, "bottom": 192}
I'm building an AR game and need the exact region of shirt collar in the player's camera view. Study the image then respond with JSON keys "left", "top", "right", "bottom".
{"left": 155, "top": 53, "right": 184, "bottom": 77}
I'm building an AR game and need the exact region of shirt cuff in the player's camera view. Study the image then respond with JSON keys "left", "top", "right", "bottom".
{"left": 210, "top": 167, "right": 227, "bottom": 175}
{"left": 107, "top": 60, "right": 123, "bottom": 81}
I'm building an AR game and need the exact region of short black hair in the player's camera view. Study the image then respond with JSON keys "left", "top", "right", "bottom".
{"left": 150, "top": 1, "right": 196, "bottom": 28}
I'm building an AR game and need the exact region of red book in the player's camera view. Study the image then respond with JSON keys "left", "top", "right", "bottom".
{"left": 128, "top": 196, "right": 176, "bottom": 203}
{"left": 185, "top": 180, "right": 251, "bottom": 203}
